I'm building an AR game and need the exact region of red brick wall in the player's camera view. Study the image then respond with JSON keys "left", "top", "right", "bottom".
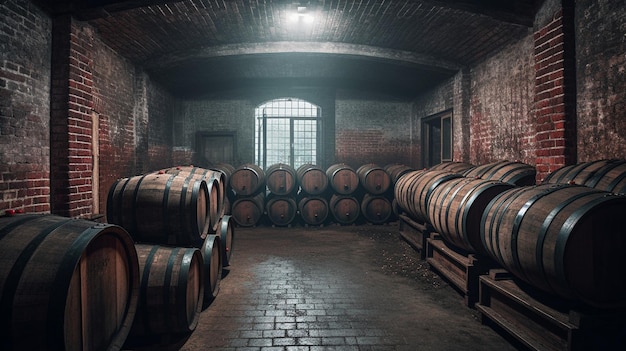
{"left": 0, "top": 0, "right": 52, "bottom": 215}
{"left": 533, "top": 2, "right": 577, "bottom": 181}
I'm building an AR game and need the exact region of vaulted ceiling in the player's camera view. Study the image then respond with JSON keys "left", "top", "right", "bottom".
{"left": 36, "top": 0, "right": 540, "bottom": 98}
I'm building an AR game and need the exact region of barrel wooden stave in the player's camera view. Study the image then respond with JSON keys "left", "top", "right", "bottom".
{"left": 266, "top": 163, "right": 297, "bottom": 195}
{"left": 0, "top": 214, "right": 139, "bottom": 351}
{"left": 297, "top": 164, "right": 329, "bottom": 195}
{"left": 326, "top": 163, "right": 359, "bottom": 195}
{"left": 298, "top": 196, "right": 329, "bottom": 226}
{"left": 131, "top": 244, "right": 204, "bottom": 337}
{"left": 481, "top": 184, "right": 626, "bottom": 308}
{"left": 384, "top": 164, "right": 414, "bottom": 186}
{"left": 357, "top": 163, "right": 392, "bottom": 195}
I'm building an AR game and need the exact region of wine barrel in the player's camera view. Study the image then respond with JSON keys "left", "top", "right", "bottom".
{"left": 160, "top": 166, "right": 222, "bottom": 233}
{"left": 0, "top": 214, "right": 139, "bottom": 351}
{"left": 265, "top": 195, "right": 297, "bottom": 226}
{"left": 544, "top": 159, "right": 626, "bottom": 193}
{"left": 329, "top": 194, "right": 360, "bottom": 225}
{"left": 200, "top": 234, "right": 222, "bottom": 306}
{"left": 360, "top": 194, "right": 392, "bottom": 224}
{"left": 384, "top": 163, "right": 414, "bottom": 186}
{"left": 265, "top": 163, "right": 298, "bottom": 195}
{"left": 357, "top": 163, "right": 392, "bottom": 195}
{"left": 231, "top": 192, "right": 265, "bottom": 227}
{"left": 217, "top": 215, "right": 235, "bottom": 266}
{"left": 230, "top": 163, "right": 265, "bottom": 196}
{"left": 429, "top": 161, "right": 475, "bottom": 174}
{"left": 465, "top": 160, "right": 536, "bottom": 186}
{"left": 298, "top": 196, "right": 329, "bottom": 226}
{"left": 589, "top": 159, "right": 626, "bottom": 193}
{"left": 297, "top": 164, "right": 329, "bottom": 195}
{"left": 107, "top": 173, "right": 210, "bottom": 246}
{"left": 394, "top": 169, "right": 462, "bottom": 223}
{"left": 427, "top": 177, "right": 514, "bottom": 254}
{"left": 130, "top": 244, "right": 204, "bottom": 337}
{"left": 481, "top": 184, "right": 626, "bottom": 308}
{"left": 393, "top": 170, "right": 426, "bottom": 219}
{"left": 326, "top": 163, "right": 359, "bottom": 195}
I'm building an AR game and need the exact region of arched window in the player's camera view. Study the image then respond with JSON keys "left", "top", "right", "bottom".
{"left": 255, "top": 98, "right": 320, "bottom": 169}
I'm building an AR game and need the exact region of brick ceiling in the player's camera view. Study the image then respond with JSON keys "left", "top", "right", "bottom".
{"left": 37, "top": 0, "right": 539, "bottom": 98}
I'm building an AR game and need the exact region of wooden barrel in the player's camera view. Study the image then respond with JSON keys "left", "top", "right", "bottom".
{"left": 298, "top": 196, "right": 329, "bottom": 226}
{"left": 210, "top": 162, "right": 235, "bottom": 184}
{"left": 0, "top": 214, "right": 139, "bottom": 351}
{"left": 130, "top": 244, "right": 204, "bottom": 336}
{"left": 217, "top": 215, "right": 235, "bottom": 266}
{"left": 588, "top": 159, "right": 626, "bottom": 193}
{"left": 230, "top": 163, "right": 266, "bottom": 196}
{"left": 200, "top": 234, "right": 222, "bottom": 306}
{"left": 394, "top": 169, "right": 462, "bottom": 223}
{"left": 296, "top": 164, "right": 329, "bottom": 195}
{"left": 161, "top": 166, "right": 226, "bottom": 226}
{"left": 265, "top": 195, "right": 297, "bottom": 226}
{"left": 357, "top": 163, "right": 392, "bottom": 195}
{"left": 265, "top": 163, "right": 298, "bottom": 195}
{"left": 465, "top": 160, "right": 536, "bottom": 186}
{"left": 384, "top": 163, "right": 414, "bottom": 185}
{"left": 107, "top": 173, "right": 210, "bottom": 246}
{"left": 429, "top": 161, "right": 475, "bottom": 174}
{"left": 481, "top": 184, "right": 626, "bottom": 308}
{"left": 360, "top": 194, "right": 392, "bottom": 224}
{"left": 544, "top": 159, "right": 626, "bottom": 193}
{"left": 393, "top": 170, "right": 426, "bottom": 219}
{"left": 427, "top": 177, "right": 514, "bottom": 254}
{"left": 329, "top": 194, "right": 360, "bottom": 225}
{"left": 326, "top": 163, "right": 359, "bottom": 195}
{"left": 231, "top": 192, "right": 265, "bottom": 227}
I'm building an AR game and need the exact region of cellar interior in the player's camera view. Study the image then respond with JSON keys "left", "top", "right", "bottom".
{"left": 1, "top": 0, "right": 626, "bottom": 350}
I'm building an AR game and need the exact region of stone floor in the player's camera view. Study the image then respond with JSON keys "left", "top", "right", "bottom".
{"left": 125, "top": 222, "right": 520, "bottom": 351}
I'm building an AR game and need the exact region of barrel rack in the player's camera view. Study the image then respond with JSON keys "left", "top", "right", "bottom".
{"left": 425, "top": 235, "right": 493, "bottom": 307}
{"left": 475, "top": 269, "right": 626, "bottom": 351}
{"left": 398, "top": 214, "right": 432, "bottom": 259}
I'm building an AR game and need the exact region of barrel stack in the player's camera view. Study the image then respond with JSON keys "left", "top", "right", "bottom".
{"left": 105, "top": 164, "right": 232, "bottom": 346}
{"left": 356, "top": 163, "right": 393, "bottom": 224}
{"left": 265, "top": 163, "right": 298, "bottom": 227}
{"left": 326, "top": 163, "right": 361, "bottom": 225}
{"left": 229, "top": 163, "right": 266, "bottom": 227}
{"left": 296, "top": 164, "right": 330, "bottom": 226}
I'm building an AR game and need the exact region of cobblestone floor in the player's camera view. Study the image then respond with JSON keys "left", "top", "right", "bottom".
{"left": 126, "top": 223, "right": 519, "bottom": 351}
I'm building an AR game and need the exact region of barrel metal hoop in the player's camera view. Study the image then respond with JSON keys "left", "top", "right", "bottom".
{"left": 488, "top": 187, "right": 529, "bottom": 266}
{"left": 586, "top": 159, "right": 624, "bottom": 188}
{"left": 162, "top": 174, "right": 176, "bottom": 243}
{"left": 439, "top": 178, "right": 465, "bottom": 239}
{"left": 106, "top": 178, "right": 122, "bottom": 224}
{"left": 0, "top": 216, "right": 73, "bottom": 351}
{"left": 422, "top": 173, "right": 460, "bottom": 219}
{"left": 606, "top": 167, "right": 626, "bottom": 193}
{"left": 178, "top": 249, "right": 199, "bottom": 329}
{"left": 511, "top": 185, "right": 566, "bottom": 281}
{"left": 0, "top": 214, "right": 43, "bottom": 241}
{"left": 190, "top": 179, "right": 203, "bottom": 242}
{"left": 460, "top": 182, "right": 504, "bottom": 251}
{"left": 140, "top": 245, "right": 160, "bottom": 336}
{"left": 555, "top": 195, "right": 611, "bottom": 297}
{"left": 535, "top": 191, "right": 595, "bottom": 294}
{"left": 483, "top": 161, "right": 509, "bottom": 180}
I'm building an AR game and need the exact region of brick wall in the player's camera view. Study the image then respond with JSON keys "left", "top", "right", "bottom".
{"left": 469, "top": 33, "right": 535, "bottom": 166}
{"left": 335, "top": 90, "right": 413, "bottom": 168}
{"left": 576, "top": 0, "right": 626, "bottom": 161}
{"left": 0, "top": 0, "right": 51, "bottom": 215}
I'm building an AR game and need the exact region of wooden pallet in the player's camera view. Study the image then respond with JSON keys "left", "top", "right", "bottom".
{"left": 425, "top": 236, "right": 493, "bottom": 307}
{"left": 398, "top": 214, "right": 433, "bottom": 259}
{"left": 476, "top": 270, "right": 626, "bottom": 351}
